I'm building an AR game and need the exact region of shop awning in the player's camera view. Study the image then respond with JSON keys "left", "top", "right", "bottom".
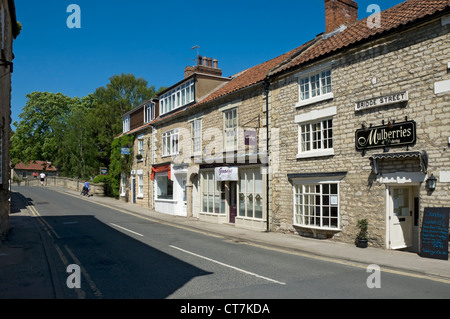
{"left": 151, "top": 164, "right": 171, "bottom": 180}
{"left": 369, "top": 151, "right": 428, "bottom": 175}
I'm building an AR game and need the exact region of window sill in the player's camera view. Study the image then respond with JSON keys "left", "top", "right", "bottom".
{"left": 162, "top": 154, "right": 179, "bottom": 158}
{"left": 293, "top": 224, "right": 341, "bottom": 232}
{"left": 236, "top": 215, "right": 265, "bottom": 221}
{"left": 297, "top": 148, "right": 334, "bottom": 159}
{"left": 295, "top": 93, "right": 333, "bottom": 108}
{"left": 199, "top": 211, "right": 226, "bottom": 215}
{"left": 155, "top": 198, "right": 177, "bottom": 203}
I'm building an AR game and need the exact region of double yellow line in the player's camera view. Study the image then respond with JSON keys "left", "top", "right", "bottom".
{"left": 20, "top": 195, "right": 102, "bottom": 299}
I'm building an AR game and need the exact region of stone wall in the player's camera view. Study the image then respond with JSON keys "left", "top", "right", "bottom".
{"left": 16, "top": 177, "right": 105, "bottom": 197}
{"left": 269, "top": 16, "right": 450, "bottom": 247}
{"left": 0, "top": 0, "right": 16, "bottom": 241}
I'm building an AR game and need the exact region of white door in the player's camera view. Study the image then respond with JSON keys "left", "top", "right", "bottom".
{"left": 389, "top": 187, "right": 413, "bottom": 249}
{"left": 175, "top": 174, "right": 187, "bottom": 216}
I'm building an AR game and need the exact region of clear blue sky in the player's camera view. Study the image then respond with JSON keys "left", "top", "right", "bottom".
{"left": 11, "top": 0, "right": 405, "bottom": 128}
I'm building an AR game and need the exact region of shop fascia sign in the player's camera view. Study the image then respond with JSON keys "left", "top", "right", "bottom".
{"left": 215, "top": 167, "right": 239, "bottom": 181}
{"left": 355, "top": 91, "right": 408, "bottom": 112}
{"left": 355, "top": 120, "right": 416, "bottom": 151}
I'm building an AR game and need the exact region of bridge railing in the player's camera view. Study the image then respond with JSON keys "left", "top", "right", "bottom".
{"left": 13, "top": 176, "right": 105, "bottom": 197}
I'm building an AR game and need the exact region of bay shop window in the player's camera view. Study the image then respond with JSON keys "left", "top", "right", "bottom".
{"left": 239, "top": 168, "right": 263, "bottom": 219}
{"left": 200, "top": 168, "right": 264, "bottom": 220}
{"left": 201, "top": 171, "right": 225, "bottom": 214}
{"left": 293, "top": 182, "right": 340, "bottom": 230}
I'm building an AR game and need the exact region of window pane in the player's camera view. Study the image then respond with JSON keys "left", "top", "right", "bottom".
{"left": 321, "top": 70, "right": 332, "bottom": 95}
{"left": 300, "top": 77, "right": 310, "bottom": 100}
{"left": 311, "top": 74, "right": 320, "bottom": 97}
{"left": 208, "top": 195, "right": 213, "bottom": 213}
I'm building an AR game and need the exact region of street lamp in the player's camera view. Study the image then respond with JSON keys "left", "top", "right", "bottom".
{"left": 425, "top": 174, "right": 437, "bottom": 191}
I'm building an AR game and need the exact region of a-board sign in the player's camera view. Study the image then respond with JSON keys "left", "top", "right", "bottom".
{"left": 420, "top": 207, "right": 449, "bottom": 260}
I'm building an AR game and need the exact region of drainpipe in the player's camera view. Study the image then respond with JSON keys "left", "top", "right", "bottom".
{"left": 263, "top": 80, "right": 270, "bottom": 232}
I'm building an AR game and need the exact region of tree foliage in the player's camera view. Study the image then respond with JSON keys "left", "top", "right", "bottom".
{"left": 11, "top": 73, "right": 158, "bottom": 186}
{"left": 11, "top": 92, "right": 77, "bottom": 164}
{"left": 92, "top": 73, "right": 156, "bottom": 167}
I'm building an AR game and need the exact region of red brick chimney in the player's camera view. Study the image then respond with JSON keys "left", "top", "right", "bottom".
{"left": 184, "top": 55, "right": 223, "bottom": 78}
{"left": 325, "top": 0, "right": 358, "bottom": 33}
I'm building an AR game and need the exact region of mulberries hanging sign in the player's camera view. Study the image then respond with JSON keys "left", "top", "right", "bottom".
{"left": 355, "top": 120, "right": 416, "bottom": 151}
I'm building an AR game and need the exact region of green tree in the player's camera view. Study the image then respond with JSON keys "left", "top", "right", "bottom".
{"left": 92, "top": 73, "right": 156, "bottom": 167}
{"left": 11, "top": 92, "right": 77, "bottom": 164}
{"left": 98, "top": 134, "right": 134, "bottom": 198}
{"left": 52, "top": 97, "right": 99, "bottom": 179}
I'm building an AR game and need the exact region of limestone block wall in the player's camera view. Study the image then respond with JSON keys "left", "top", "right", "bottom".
{"left": 269, "top": 17, "right": 450, "bottom": 247}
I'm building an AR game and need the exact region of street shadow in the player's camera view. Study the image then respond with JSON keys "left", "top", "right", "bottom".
{"left": 9, "top": 191, "right": 212, "bottom": 299}
{"left": 36, "top": 214, "right": 212, "bottom": 299}
{"left": 9, "top": 192, "right": 28, "bottom": 214}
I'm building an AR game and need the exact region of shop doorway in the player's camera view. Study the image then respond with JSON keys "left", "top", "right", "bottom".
{"left": 388, "top": 186, "right": 418, "bottom": 250}
{"left": 131, "top": 176, "right": 136, "bottom": 204}
{"left": 229, "top": 182, "right": 237, "bottom": 223}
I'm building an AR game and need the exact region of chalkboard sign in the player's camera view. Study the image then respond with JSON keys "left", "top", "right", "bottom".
{"left": 420, "top": 207, "right": 449, "bottom": 260}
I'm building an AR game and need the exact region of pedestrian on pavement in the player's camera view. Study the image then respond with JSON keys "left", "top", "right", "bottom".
{"left": 40, "top": 172, "right": 46, "bottom": 186}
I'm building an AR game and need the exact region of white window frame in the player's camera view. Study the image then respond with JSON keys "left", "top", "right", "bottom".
{"left": 201, "top": 170, "right": 224, "bottom": 214}
{"left": 238, "top": 168, "right": 264, "bottom": 220}
{"left": 155, "top": 171, "right": 174, "bottom": 200}
{"left": 144, "top": 102, "right": 155, "bottom": 123}
{"left": 191, "top": 118, "right": 202, "bottom": 156}
{"left": 137, "top": 137, "right": 144, "bottom": 161}
{"left": 295, "top": 63, "right": 334, "bottom": 108}
{"left": 295, "top": 106, "right": 336, "bottom": 159}
{"left": 159, "top": 80, "right": 195, "bottom": 116}
{"left": 223, "top": 108, "right": 238, "bottom": 151}
{"left": 137, "top": 171, "right": 144, "bottom": 198}
{"left": 293, "top": 181, "right": 340, "bottom": 230}
{"left": 120, "top": 173, "right": 127, "bottom": 196}
{"left": 162, "top": 129, "right": 179, "bottom": 157}
{"left": 123, "top": 115, "right": 130, "bottom": 133}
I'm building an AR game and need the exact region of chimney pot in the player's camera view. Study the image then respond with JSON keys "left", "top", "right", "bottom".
{"left": 197, "top": 55, "right": 203, "bottom": 66}
{"left": 203, "top": 56, "right": 208, "bottom": 66}
{"left": 207, "top": 57, "right": 212, "bottom": 67}
{"left": 324, "top": 0, "right": 358, "bottom": 34}
{"left": 213, "top": 59, "right": 218, "bottom": 68}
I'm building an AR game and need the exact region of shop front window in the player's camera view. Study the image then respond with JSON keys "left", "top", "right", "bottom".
{"left": 239, "top": 168, "right": 263, "bottom": 219}
{"left": 294, "top": 183, "right": 339, "bottom": 229}
{"left": 156, "top": 173, "right": 173, "bottom": 200}
{"left": 201, "top": 171, "right": 224, "bottom": 214}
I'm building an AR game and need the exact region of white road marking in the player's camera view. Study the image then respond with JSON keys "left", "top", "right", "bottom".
{"left": 170, "top": 245, "right": 286, "bottom": 285}
{"left": 110, "top": 223, "right": 144, "bottom": 237}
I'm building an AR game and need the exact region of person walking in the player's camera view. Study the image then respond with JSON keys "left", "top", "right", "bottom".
{"left": 39, "top": 172, "right": 46, "bottom": 186}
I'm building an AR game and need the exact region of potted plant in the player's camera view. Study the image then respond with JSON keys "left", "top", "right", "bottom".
{"left": 356, "top": 219, "right": 369, "bottom": 248}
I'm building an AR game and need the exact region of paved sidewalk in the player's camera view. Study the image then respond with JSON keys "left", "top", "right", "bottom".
{"left": 48, "top": 186, "right": 450, "bottom": 283}
{"left": 0, "top": 192, "right": 56, "bottom": 298}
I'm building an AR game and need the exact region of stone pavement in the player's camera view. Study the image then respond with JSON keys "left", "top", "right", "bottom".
{"left": 1, "top": 186, "right": 449, "bottom": 299}
{"left": 0, "top": 191, "right": 55, "bottom": 298}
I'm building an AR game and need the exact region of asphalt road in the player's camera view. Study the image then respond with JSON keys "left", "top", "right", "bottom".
{"left": 14, "top": 186, "right": 450, "bottom": 301}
